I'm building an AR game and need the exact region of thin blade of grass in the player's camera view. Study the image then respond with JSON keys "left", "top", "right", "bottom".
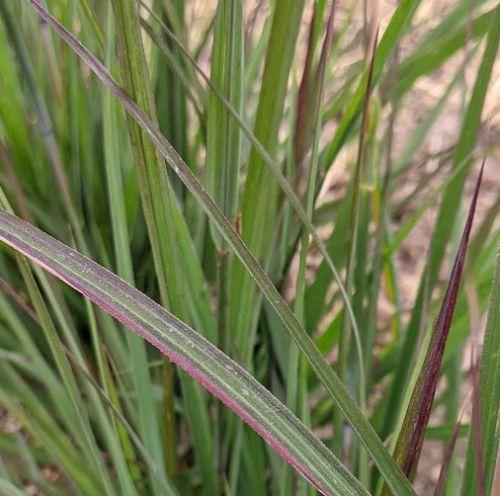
{"left": 320, "top": 0, "right": 421, "bottom": 170}
{"left": 207, "top": 0, "right": 242, "bottom": 245}
{"left": 284, "top": 3, "right": 337, "bottom": 493}
{"left": 227, "top": 0, "right": 305, "bottom": 363}
{"left": 111, "top": 0, "right": 218, "bottom": 490}
{"left": 469, "top": 355, "right": 485, "bottom": 496}
{"left": 293, "top": 2, "right": 320, "bottom": 171}
{"left": 390, "top": 7, "right": 496, "bottom": 101}
{"left": 206, "top": 0, "right": 243, "bottom": 478}
{"left": 103, "top": 5, "right": 165, "bottom": 484}
{"left": 432, "top": 395, "right": 469, "bottom": 496}
{"left": 154, "top": 1, "right": 190, "bottom": 201}
{"left": 0, "top": 274, "right": 38, "bottom": 322}
{"left": 333, "top": 24, "right": 377, "bottom": 460}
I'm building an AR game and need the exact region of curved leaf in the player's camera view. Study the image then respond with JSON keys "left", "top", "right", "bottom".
{"left": 0, "top": 209, "right": 367, "bottom": 496}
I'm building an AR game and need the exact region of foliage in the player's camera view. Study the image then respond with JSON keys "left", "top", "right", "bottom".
{"left": 0, "top": 1, "right": 498, "bottom": 495}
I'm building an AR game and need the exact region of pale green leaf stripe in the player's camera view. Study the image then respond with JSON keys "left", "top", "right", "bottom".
{"left": 26, "top": 3, "right": 416, "bottom": 494}
{"left": 0, "top": 209, "right": 367, "bottom": 496}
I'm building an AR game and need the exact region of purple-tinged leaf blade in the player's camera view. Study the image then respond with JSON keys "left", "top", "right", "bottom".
{"left": 294, "top": 1, "right": 337, "bottom": 174}
{"left": 387, "top": 162, "right": 484, "bottom": 487}
{"left": 0, "top": 209, "right": 368, "bottom": 496}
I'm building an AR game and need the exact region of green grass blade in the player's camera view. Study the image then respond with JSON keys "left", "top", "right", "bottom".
{"left": 391, "top": 7, "right": 495, "bottom": 101}
{"left": 228, "top": 0, "right": 305, "bottom": 358}
{"left": 207, "top": 0, "right": 242, "bottom": 236}
{"left": 111, "top": 0, "right": 218, "bottom": 489}
{"left": 206, "top": 0, "right": 243, "bottom": 360}
{"left": 284, "top": 4, "right": 336, "bottom": 493}
{"left": 103, "top": 6, "right": 164, "bottom": 485}
{"left": 0, "top": 209, "right": 371, "bottom": 496}
{"left": 206, "top": 0, "right": 243, "bottom": 478}
{"left": 333, "top": 27, "right": 376, "bottom": 459}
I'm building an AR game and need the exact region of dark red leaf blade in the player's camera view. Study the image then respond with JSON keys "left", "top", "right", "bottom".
{"left": 384, "top": 161, "right": 485, "bottom": 491}
{"left": 294, "top": 1, "right": 337, "bottom": 173}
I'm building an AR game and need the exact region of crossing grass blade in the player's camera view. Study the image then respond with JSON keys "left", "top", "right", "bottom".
{"left": 0, "top": 209, "right": 370, "bottom": 496}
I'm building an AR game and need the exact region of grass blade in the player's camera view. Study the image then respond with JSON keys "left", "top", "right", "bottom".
{"left": 432, "top": 401, "right": 468, "bottom": 496}
{"left": 391, "top": 6, "right": 496, "bottom": 101}
{"left": 227, "top": 0, "right": 305, "bottom": 361}
{"left": 207, "top": 0, "right": 242, "bottom": 245}
{"left": 111, "top": 1, "right": 219, "bottom": 490}
{"left": 206, "top": 0, "right": 243, "bottom": 477}
{"left": 284, "top": 3, "right": 337, "bottom": 493}
{"left": 103, "top": 5, "right": 163, "bottom": 486}
{"left": 333, "top": 25, "right": 377, "bottom": 459}
{"left": 0, "top": 209, "right": 370, "bottom": 496}
{"left": 383, "top": 163, "right": 483, "bottom": 491}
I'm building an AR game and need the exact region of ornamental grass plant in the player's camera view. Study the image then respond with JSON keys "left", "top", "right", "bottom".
{"left": 0, "top": 1, "right": 498, "bottom": 495}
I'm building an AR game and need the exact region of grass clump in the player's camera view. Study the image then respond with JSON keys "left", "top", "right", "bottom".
{"left": 0, "top": 1, "right": 498, "bottom": 495}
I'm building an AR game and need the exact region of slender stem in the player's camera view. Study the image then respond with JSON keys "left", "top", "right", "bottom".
{"left": 332, "top": 29, "right": 377, "bottom": 460}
